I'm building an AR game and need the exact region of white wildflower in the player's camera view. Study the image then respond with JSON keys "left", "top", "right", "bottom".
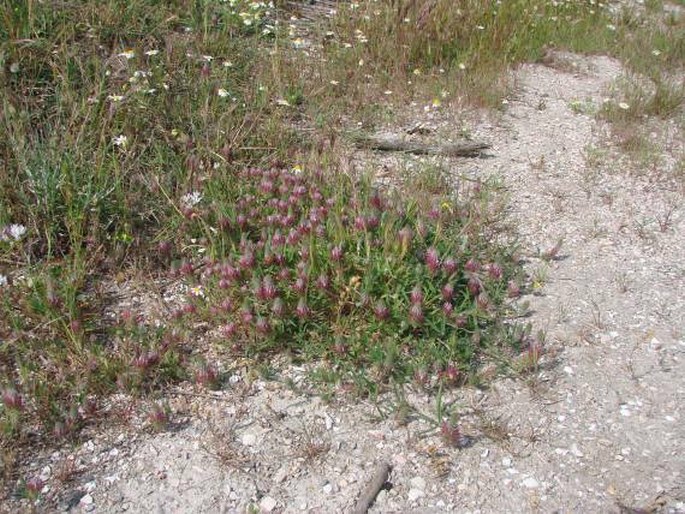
{"left": 189, "top": 285, "right": 205, "bottom": 298}
{"left": 0, "top": 274, "right": 8, "bottom": 288}
{"left": 181, "top": 191, "right": 203, "bottom": 208}
{"left": 112, "top": 135, "right": 128, "bottom": 147}
{"left": 118, "top": 49, "right": 136, "bottom": 60}
{"left": 217, "top": 88, "right": 230, "bottom": 98}
{"left": 8, "top": 224, "right": 27, "bottom": 240}
{"left": 144, "top": 49, "right": 159, "bottom": 56}
{"left": 618, "top": 102, "right": 630, "bottom": 110}
{"left": 108, "top": 94, "right": 124, "bottom": 102}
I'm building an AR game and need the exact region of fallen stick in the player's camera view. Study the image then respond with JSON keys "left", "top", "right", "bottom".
{"left": 352, "top": 461, "right": 392, "bottom": 514}
{"left": 353, "top": 133, "right": 491, "bottom": 158}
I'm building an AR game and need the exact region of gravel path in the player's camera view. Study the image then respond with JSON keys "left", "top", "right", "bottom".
{"left": 7, "top": 51, "right": 684, "bottom": 514}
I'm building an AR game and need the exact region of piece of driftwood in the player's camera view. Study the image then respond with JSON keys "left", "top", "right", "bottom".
{"left": 352, "top": 462, "right": 392, "bottom": 514}
{"left": 354, "top": 133, "right": 491, "bottom": 157}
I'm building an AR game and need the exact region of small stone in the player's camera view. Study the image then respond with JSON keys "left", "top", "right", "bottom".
{"left": 481, "top": 448, "right": 489, "bottom": 458}
{"left": 84, "top": 481, "right": 96, "bottom": 492}
{"left": 570, "top": 443, "right": 584, "bottom": 457}
{"left": 522, "top": 477, "right": 539, "bottom": 489}
{"left": 109, "top": 448, "right": 119, "bottom": 458}
{"left": 259, "top": 496, "right": 277, "bottom": 512}
{"left": 80, "top": 493, "right": 94, "bottom": 506}
{"left": 502, "top": 457, "right": 512, "bottom": 467}
{"left": 408, "top": 488, "right": 425, "bottom": 502}
{"left": 323, "top": 483, "right": 333, "bottom": 494}
{"left": 242, "top": 433, "right": 257, "bottom": 446}
{"left": 299, "top": 503, "right": 308, "bottom": 511}
{"left": 39, "top": 466, "right": 52, "bottom": 481}
{"left": 375, "top": 490, "right": 387, "bottom": 504}
{"left": 273, "top": 466, "right": 288, "bottom": 484}
{"left": 410, "top": 477, "right": 426, "bottom": 490}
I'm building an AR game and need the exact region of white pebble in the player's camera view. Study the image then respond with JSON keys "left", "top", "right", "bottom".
{"left": 410, "top": 476, "right": 426, "bottom": 490}
{"left": 241, "top": 433, "right": 257, "bottom": 446}
{"left": 522, "top": 477, "right": 539, "bottom": 488}
{"left": 408, "top": 488, "right": 425, "bottom": 502}
{"left": 260, "top": 496, "right": 277, "bottom": 512}
{"left": 570, "top": 443, "right": 584, "bottom": 457}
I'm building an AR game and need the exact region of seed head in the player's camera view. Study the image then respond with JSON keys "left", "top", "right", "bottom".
{"left": 441, "top": 421, "right": 467, "bottom": 448}
{"left": 442, "top": 302, "right": 454, "bottom": 316}
{"left": 330, "top": 245, "right": 343, "bottom": 262}
{"left": 239, "top": 250, "right": 255, "bottom": 270}
{"left": 262, "top": 276, "right": 277, "bottom": 300}
{"left": 240, "top": 306, "right": 254, "bottom": 325}
{"left": 398, "top": 226, "right": 413, "bottom": 247}
{"left": 221, "top": 322, "right": 237, "bottom": 337}
{"left": 295, "top": 297, "right": 311, "bottom": 319}
{"left": 365, "top": 215, "right": 379, "bottom": 230}
{"left": 507, "top": 280, "right": 521, "bottom": 298}
{"left": 465, "top": 258, "right": 480, "bottom": 273}
{"left": 408, "top": 303, "right": 424, "bottom": 325}
{"left": 441, "top": 283, "right": 454, "bottom": 301}
{"left": 148, "top": 403, "right": 169, "bottom": 429}
{"left": 486, "top": 263, "right": 503, "bottom": 280}
{"left": 315, "top": 273, "right": 330, "bottom": 291}
{"left": 467, "top": 276, "right": 481, "bottom": 296}
{"left": 410, "top": 284, "right": 424, "bottom": 305}
{"left": 373, "top": 300, "right": 390, "bottom": 321}
{"left": 293, "top": 276, "right": 307, "bottom": 294}
{"left": 271, "top": 297, "right": 285, "bottom": 317}
{"left": 25, "top": 477, "right": 44, "bottom": 496}
{"left": 2, "top": 388, "right": 23, "bottom": 411}
{"left": 195, "top": 363, "right": 219, "bottom": 388}
{"left": 442, "top": 257, "right": 458, "bottom": 275}
{"left": 425, "top": 247, "right": 440, "bottom": 274}
{"left": 255, "top": 316, "right": 271, "bottom": 335}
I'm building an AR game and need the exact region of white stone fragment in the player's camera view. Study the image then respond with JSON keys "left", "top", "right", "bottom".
{"left": 242, "top": 433, "right": 257, "bottom": 446}
{"left": 570, "top": 443, "right": 584, "bottom": 457}
{"left": 408, "top": 488, "right": 425, "bottom": 501}
{"left": 522, "top": 477, "right": 539, "bottom": 488}
{"left": 260, "top": 496, "right": 277, "bottom": 512}
{"left": 39, "top": 466, "right": 51, "bottom": 481}
{"left": 410, "top": 477, "right": 426, "bottom": 490}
